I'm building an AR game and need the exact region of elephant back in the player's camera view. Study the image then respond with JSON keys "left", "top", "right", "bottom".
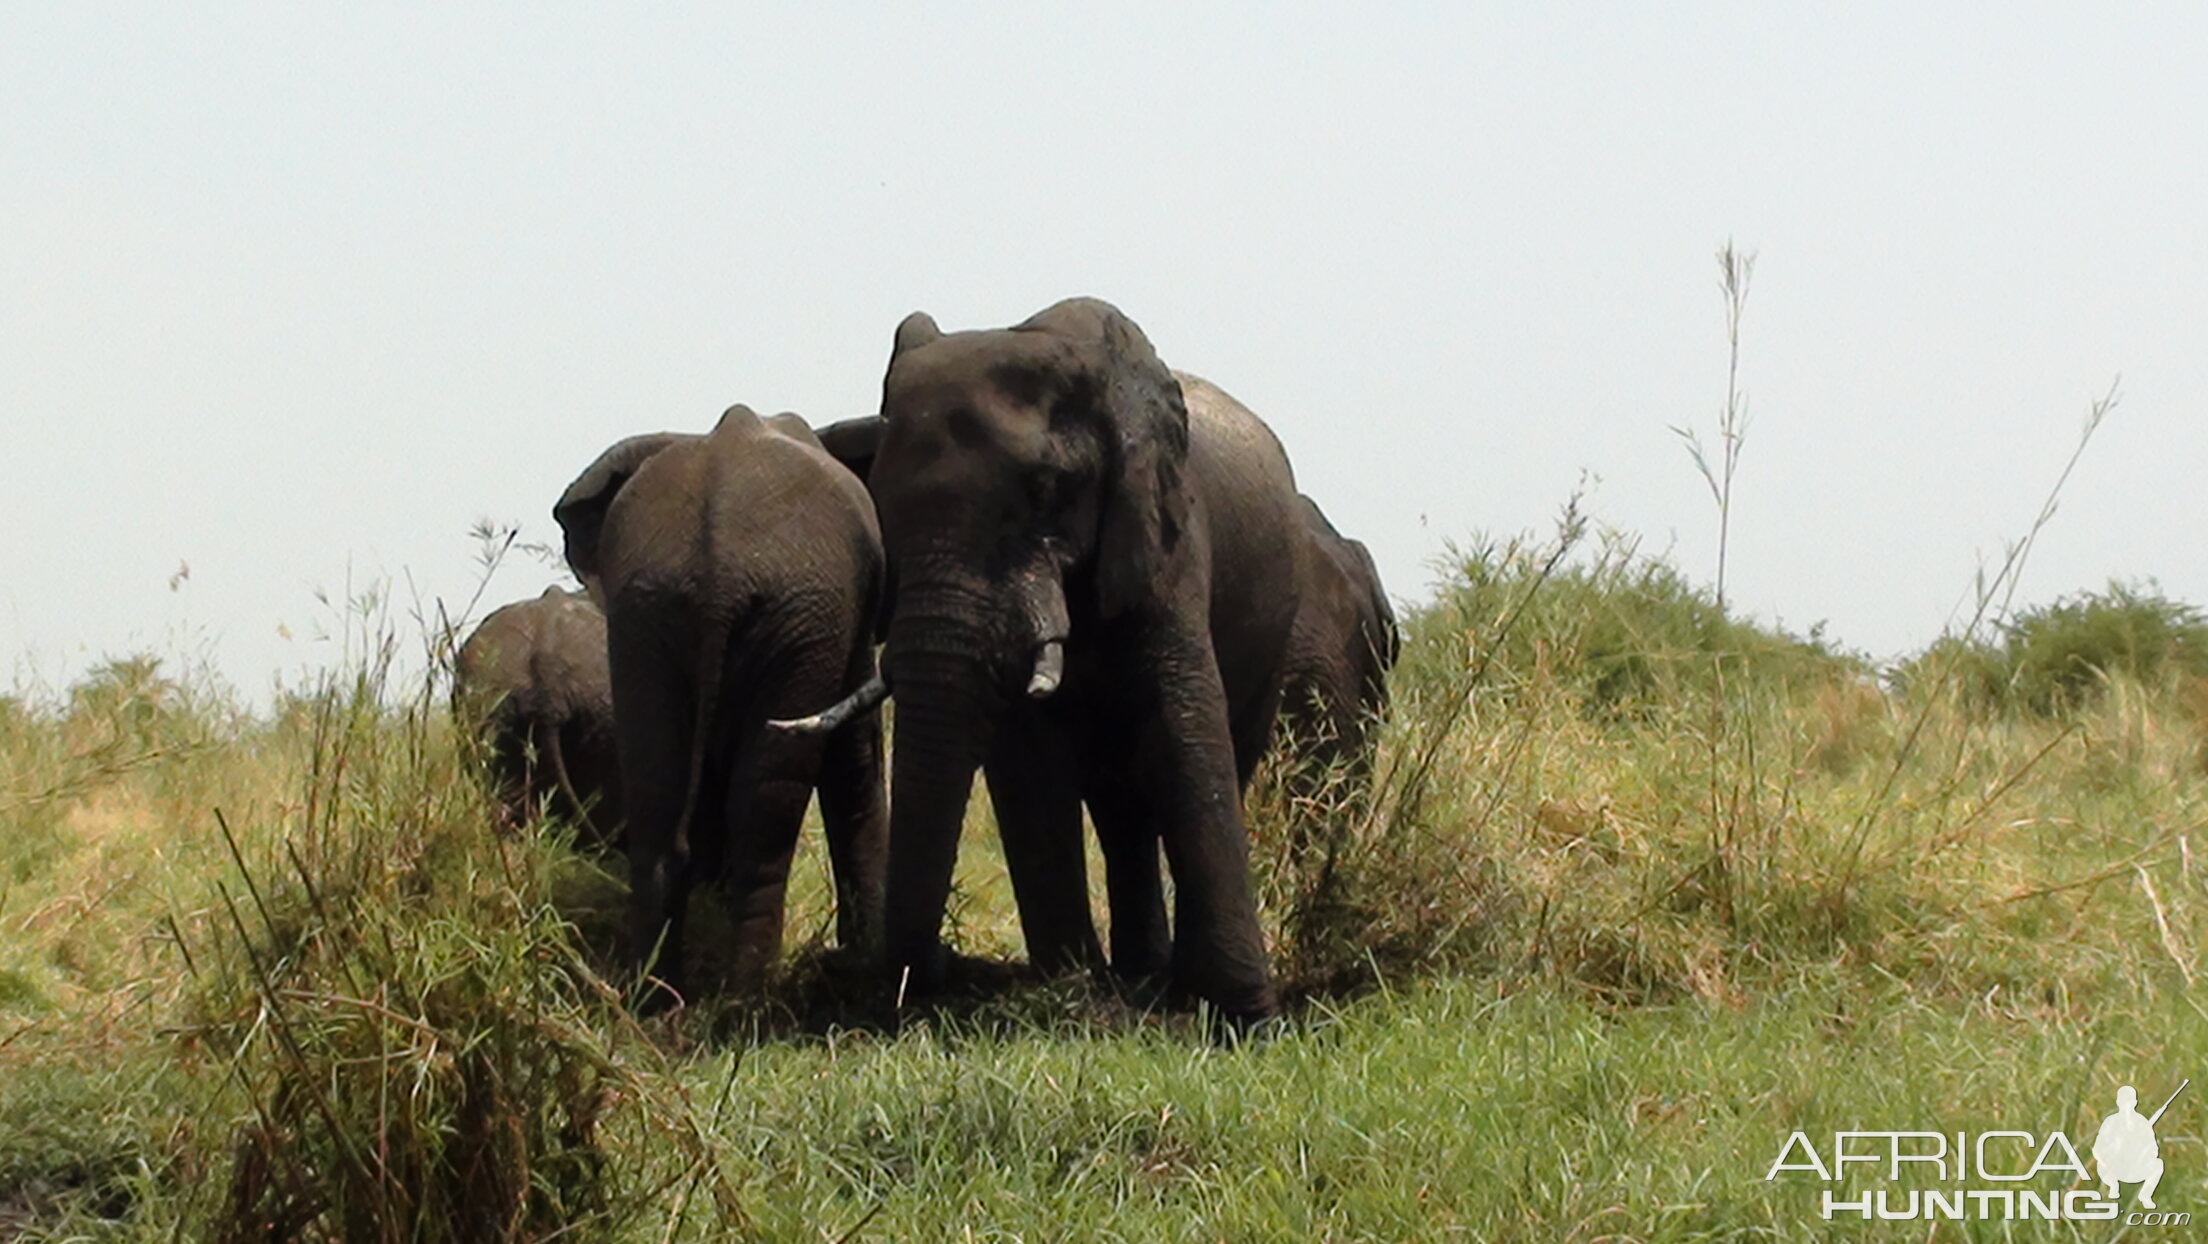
{"left": 1171, "top": 371, "right": 1304, "bottom": 726}
{"left": 587, "top": 412, "right": 884, "bottom": 639}
{"left": 454, "top": 588, "right": 612, "bottom": 727}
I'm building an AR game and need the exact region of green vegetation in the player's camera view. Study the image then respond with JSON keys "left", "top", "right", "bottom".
{"left": 1907, "top": 579, "right": 2208, "bottom": 718}
{"left": 2, "top": 533, "right": 2203, "bottom": 1240}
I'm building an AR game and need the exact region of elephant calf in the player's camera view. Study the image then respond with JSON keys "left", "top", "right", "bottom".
{"left": 453, "top": 586, "right": 624, "bottom": 849}
{"left": 555, "top": 406, "right": 888, "bottom": 999}
{"left": 1276, "top": 494, "right": 1399, "bottom": 802}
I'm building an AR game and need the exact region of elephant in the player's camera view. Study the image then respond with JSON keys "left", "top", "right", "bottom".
{"left": 453, "top": 586, "right": 625, "bottom": 848}
{"left": 1275, "top": 494, "right": 1399, "bottom": 802}
{"left": 784, "top": 298, "right": 1303, "bottom": 1026}
{"left": 553, "top": 405, "right": 888, "bottom": 999}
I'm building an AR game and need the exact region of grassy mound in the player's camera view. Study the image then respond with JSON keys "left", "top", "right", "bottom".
{"left": 1252, "top": 525, "right": 2205, "bottom": 1018}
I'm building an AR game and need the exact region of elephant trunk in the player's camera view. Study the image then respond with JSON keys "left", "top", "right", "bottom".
{"left": 880, "top": 602, "right": 1001, "bottom": 992}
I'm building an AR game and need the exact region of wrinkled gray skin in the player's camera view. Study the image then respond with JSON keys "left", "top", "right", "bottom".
{"left": 816, "top": 298, "right": 1302, "bottom": 1024}
{"left": 554, "top": 407, "right": 888, "bottom": 999}
{"left": 1277, "top": 494, "right": 1399, "bottom": 797}
{"left": 453, "top": 586, "right": 625, "bottom": 848}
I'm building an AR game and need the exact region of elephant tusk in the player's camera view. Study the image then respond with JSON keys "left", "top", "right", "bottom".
{"left": 768, "top": 673, "right": 890, "bottom": 735}
{"left": 1026, "top": 639, "right": 1065, "bottom": 699}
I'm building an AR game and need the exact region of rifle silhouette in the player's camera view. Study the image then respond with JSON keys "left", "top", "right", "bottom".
{"left": 2150, "top": 1078, "right": 2190, "bottom": 1126}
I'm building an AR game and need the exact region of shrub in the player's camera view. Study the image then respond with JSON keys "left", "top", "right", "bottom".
{"left": 1901, "top": 580, "right": 2208, "bottom": 716}
{"left": 2001, "top": 580, "right": 2208, "bottom": 713}
{"left": 1257, "top": 518, "right": 1871, "bottom": 1001}
{"left": 1398, "top": 528, "right": 1856, "bottom": 719}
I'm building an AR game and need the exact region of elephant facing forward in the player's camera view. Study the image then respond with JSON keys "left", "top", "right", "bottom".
{"left": 453, "top": 586, "right": 625, "bottom": 848}
{"left": 792, "top": 298, "right": 1302, "bottom": 1026}
{"left": 555, "top": 407, "right": 888, "bottom": 999}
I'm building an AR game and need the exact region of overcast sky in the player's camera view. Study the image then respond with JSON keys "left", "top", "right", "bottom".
{"left": 5, "top": 6, "right": 2203, "bottom": 701}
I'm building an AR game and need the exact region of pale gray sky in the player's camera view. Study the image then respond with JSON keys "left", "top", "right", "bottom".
{"left": 5, "top": 6, "right": 2204, "bottom": 699}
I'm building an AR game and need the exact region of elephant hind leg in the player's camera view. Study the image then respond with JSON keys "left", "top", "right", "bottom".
{"left": 718, "top": 751, "right": 814, "bottom": 991}
{"left": 814, "top": 689, "right": 888, "bottom": 959}
{"left": 607, "top": 632, "right": 701, "bottom": 1001}
{"left": 561, "top": 717, "right": 626, "bottom": 851}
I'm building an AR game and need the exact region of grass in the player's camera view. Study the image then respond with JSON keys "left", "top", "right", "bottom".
{"left": 0, "top": 537, "right": 2200, "bottom": 1240}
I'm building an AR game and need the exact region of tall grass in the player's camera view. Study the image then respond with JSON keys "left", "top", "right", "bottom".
{"left": 1, "top": 594, "right": 755, "bottom": 1241}
{"left": 5, "top": 543, "right": 2203, "bottom": 1238}
{"left": 1244, "top": 258, "right": 2190, "bottom": 1032}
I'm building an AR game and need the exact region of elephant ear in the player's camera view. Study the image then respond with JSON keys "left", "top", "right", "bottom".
{"left": 890, "top": 310, "right": 942, "bottom": 363}
{"left": 553, "top": 433, "right": 688, "bottom": 586}
{"left": 790, "top": 413, "right": 893, "bottom": 642}
{"left": 1025, "top": 298, "right": 1192, "bottom": 618}
{"left": 813, "top": 415, "right": 884, "bottom": 484}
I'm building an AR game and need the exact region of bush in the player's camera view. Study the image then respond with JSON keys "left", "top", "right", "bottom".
{"left": 1903, "top": 580, "right": 2208, "bottom": 716}
{"left": 2002, "top": 581, "right": 2208, "bottom": 713}
{"left": 1399, "top": 528, "right": 1857, "bottom": 719}
{"left": 1253, "top": 521, "right": 1885, "bottom": 1002}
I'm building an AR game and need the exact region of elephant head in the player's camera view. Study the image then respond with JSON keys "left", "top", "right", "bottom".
{"left": 875, "top": 298, "right": 1189, "bottom": 674}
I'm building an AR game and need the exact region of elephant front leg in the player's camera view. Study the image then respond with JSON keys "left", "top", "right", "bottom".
{"left": 1082, "top": 758, "right": 1171, "bottom": 987}
{"left": 1134, "top": 627, "right": 1279, "bottom": 1023}
{"left": 984, "top": 711, "right": 1104, "bottom": 977}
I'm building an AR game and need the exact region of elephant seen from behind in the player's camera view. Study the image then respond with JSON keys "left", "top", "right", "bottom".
{"left": 555, "top": 406, "right": 888, "bottom": 1000}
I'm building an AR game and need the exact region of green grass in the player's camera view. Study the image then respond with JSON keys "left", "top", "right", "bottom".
{"left": 2, "top": 539, "right": 2205, "bottom": 1241}
{"left": 685, "top": 978, "right": 2202, "bottom": 1241}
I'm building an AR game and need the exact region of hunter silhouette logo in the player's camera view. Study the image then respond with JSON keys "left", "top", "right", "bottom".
{"left": 1766, "top": 1077, "right": 2193, "bottom": 1225}
{"left": 2096, "top": 1079, "right": 2185, "bottom": 1209}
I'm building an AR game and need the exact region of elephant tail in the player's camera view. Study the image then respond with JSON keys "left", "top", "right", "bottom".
{"left": 542, "top": 716, "right": 591, "bottom": 831}
{"left": 670, "top": 614, "right": 732, "bottom": 868}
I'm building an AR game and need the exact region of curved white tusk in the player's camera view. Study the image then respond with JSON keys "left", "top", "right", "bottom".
{"left": 768, "top": 673, "right": 890, "bottom": 734}
{"left": 1026, "top": 639, "right": 1065, "bottom": 699}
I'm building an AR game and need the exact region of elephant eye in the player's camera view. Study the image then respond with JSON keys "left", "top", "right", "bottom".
{"left": 942, "top": 407, "right": 989, "bottom": 450}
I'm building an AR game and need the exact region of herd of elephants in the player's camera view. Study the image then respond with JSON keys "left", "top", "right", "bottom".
{"left": 452, "top": 296, "right": 1399, "bottom": 1029}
